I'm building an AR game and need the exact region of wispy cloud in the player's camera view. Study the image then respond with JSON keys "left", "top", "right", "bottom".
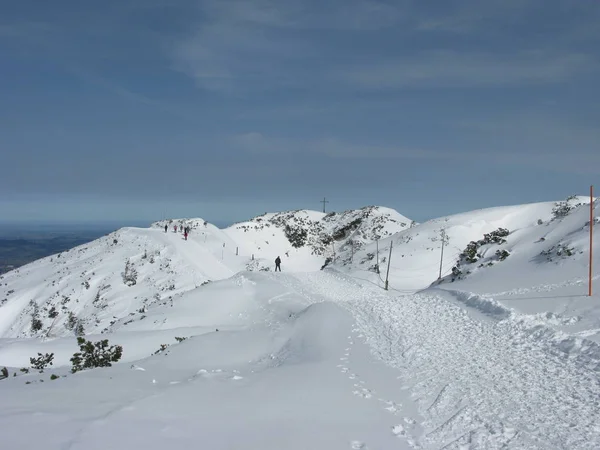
{"left": 337, "top": 51, "right": 598, "bottom": 89}
{"left": 169, "top": 0, "right": 405, "bottom": 92}
{"left": 230, "top": 132, "right": 448, "bottom": 159}
{"left": 229, "top": 127, "right": 600, "bottom": 175}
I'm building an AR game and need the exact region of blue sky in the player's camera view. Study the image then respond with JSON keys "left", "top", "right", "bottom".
{"left": 1, "top": 0, "right": 599, "bottom": 225}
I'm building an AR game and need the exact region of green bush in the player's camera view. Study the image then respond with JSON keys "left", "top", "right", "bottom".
{"left": 284, "top": 225, "right": 308, "bottom": 248}
{"left": 70, "top": 337, "right": 123, "bottom": 373}
{"left": 30, "top": 352, "right": 54, "bottom": 371}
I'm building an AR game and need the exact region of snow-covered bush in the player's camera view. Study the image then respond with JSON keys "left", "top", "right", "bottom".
{"left": 450, "top": 228, "right": 511, "bottom": 281}
{"left": 65, "top": 311, "right": 83, "bottom": 335}
{"left": 540, "top": 244, "right": 577, "bottom": 262}
{"left": 284, "top": 225, "right": 308, "bottom": 248}
{"left": 552, "top": 202, "right": 572, "bottom": 218}
{"left": 29, "top": 300, "right": 43, "bottom": 332}
{"left": 74, "top": 322, "right": 85, "bottom": 337}
{"left": 462, "top": 242, "right": 480, "bottom": 263}
{"left": 70, "top": 337, "right": 123, "bottom": 373}
{"left": 479, "top": 228, "right": 509, "bottom": 245}
{"left": 122, "top": 259, "right": 138, "bottom": 286}
{"left": 332, "top": 218, "right": 362, "bottom": 241}
{"left": 48, "top": 306, "right": 58, "bottom": 318}
{"left": 31, "top": 318, "right": 43, "bottom": 332}
{"left": 495, "top": 250, "right": 510, "bottom": 261}
{"left": 552, "top": 195, "right": 582, "bottom": 219}
{"left": 30, "top": 352, "right": 54, "bottom": 371}
{"left": 153, "top": 344, "right": 170, "bottom": 355}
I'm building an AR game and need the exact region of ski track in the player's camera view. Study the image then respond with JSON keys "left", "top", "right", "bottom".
{"left": 273, "top": 270, "right": 600, "bottom": 449}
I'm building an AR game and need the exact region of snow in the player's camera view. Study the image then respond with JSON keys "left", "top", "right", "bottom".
{"left": 1, "top": 199, "right": 599, "bottom": 449}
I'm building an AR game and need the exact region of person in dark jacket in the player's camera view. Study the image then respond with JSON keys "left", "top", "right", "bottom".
{"left": 164, "top": 224, "right": 168, "bottom": 233}
{"left": 275, "top": 256, "right": 281, "bottom": 272}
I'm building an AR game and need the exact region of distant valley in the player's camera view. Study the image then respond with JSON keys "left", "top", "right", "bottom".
{"left": 0, "top": 223, "right": 147, "bottom": 274}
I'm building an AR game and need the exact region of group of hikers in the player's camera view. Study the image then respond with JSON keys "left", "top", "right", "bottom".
{"left": 162, "top": 223, "right": 284, "bottom": 270}
{"left": 164, "top": 224, "right": 192, "bottom": 241}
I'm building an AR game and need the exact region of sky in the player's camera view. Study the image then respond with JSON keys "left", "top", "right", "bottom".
{"left": 1, "top": 0, "right": 599, "bottom": 226}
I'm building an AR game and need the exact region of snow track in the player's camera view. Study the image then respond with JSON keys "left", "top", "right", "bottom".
{"left": 273, "top": 270, "right": 600, "bottom": 449}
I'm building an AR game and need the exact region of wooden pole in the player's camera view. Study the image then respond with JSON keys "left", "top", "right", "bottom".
{"left": 376, "top": 239, "right": 380, "bottom": 274}
{"left": 438, "top": 229, "right": 446, "bottom": 280}
{"left": 385, "top": 241, "right": 393, "bottom": 291}
{"left": 590, "top": 185, "right": 594, "bottom": 297}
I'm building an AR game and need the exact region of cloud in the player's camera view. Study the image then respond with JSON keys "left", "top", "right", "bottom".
{"left": 337, "top": 51, "right": 598, "bottom": 89}
{"left": 230, "top": 132, "right": 446, "bottom": 159}
{"left": 168, "top": 0, "right": 405, "bottom": 92}
{"left": 167, "top": 0, "right": 600, "bottom": 93}
{"left": 228, "top": 127, "right": 600, "bottom": 175}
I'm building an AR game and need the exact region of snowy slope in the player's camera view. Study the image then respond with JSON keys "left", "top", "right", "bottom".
{"left": 2, "top": 198, "right": 600, "bottom": 449}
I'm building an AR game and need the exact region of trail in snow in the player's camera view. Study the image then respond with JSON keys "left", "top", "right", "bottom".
{"left": 272, "top": 270, "right": 600, "bottom": 449}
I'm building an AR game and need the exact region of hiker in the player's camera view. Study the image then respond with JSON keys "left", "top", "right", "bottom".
{"left": 174, "top": 225, "right": 178, "bottom": 233}
{"left": 184, "top": 230, "right": 188, "bottom": 241}
{"left": 164, "top": 224, "right": 168, "bottom": 233}
{"left": 275, "top": 256, "right": 281, "bottom": 272}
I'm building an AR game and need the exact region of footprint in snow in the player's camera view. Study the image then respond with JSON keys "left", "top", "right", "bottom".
{"left": 392, "top": 424, "right": 407, "bottom": 437}
{"left": 352, "top": 389, "right": 373, "bottom": 399}
{"left": 380, "top": 400, "right": 401, "bottom": 414}
{"left": 350, "top": 441, "right": 368, "bottom": 449}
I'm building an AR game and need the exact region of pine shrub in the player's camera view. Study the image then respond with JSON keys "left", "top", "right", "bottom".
{"left": 70, "top": 337, "right": 123, "bottom": 373}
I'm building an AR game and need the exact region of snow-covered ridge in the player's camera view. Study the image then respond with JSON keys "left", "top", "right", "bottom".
{"left": 0, "top": 206, "right": 411, "bottom": 339}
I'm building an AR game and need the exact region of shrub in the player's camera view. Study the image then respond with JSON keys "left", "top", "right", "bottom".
{"left": 122, "top": 259, "right": 138, "bottom": 286}
{"left": 174, "top": 337, "right": 187, "bottom": 343}
{"left": 284, "top": 225, "right": 308, "bottom": 248}
{"left": 48, "top": 306, "right": 59, "bottom": 319}
{"left": 65, "top": 312, "right": 83, "bottom": 335}
{"left": 462, "top": 242, "right": 480, "bottom": 263}
{"left": 30, "top": 352, "right": 54, "bottom": 371}
{"left": 75, "top": 322, "right": 85, "bottom": 337}
{"left": 31, "top": 318, "right": 43, "bottom": 332}
{"left": 496, "top": 250, "right": 510, "bottom": 261}
{"left": 552, "top": 202, "right": 572, "bottom": 218}
{"left": 70, "top": 337, "right": 123, "bottom": 373}
{"left": 153, "top": 344, "right": 170, "bottom": 355}
{"left": 50, "top": 374, "right": 59, "bottom": 380}
{"left": 332, "top": 218, "right": 362, "bottom": 241}
{"left": 0, "top": 367, "right": 7, "bottom": 379}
